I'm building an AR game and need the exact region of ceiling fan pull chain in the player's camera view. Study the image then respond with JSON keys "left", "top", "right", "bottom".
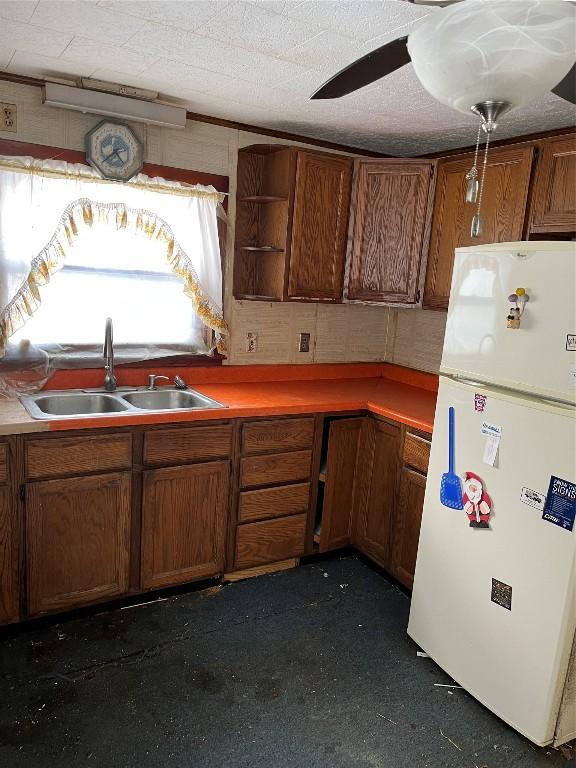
{"left": 465, "top": 120, "right": 482, "bottom": 204}
{"left": 471, "top": 127, "right": 491, "bottom": 238}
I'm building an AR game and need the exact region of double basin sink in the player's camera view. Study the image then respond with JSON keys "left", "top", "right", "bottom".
{"left": 21, "top": 387, "right": 225, "bottom": 420}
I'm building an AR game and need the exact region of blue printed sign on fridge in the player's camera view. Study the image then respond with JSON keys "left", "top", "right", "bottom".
{"left": 542, "top": 476, "right": 576, "bottom": 532}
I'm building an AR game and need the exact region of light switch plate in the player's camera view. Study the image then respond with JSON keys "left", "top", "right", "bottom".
{"left": 0, "top": 103, "right": 17, "bottom": 132}
{"left": 298, "top": 332, "right": 310, "bottom": 353}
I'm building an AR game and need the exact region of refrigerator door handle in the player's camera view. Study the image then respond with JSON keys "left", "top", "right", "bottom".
{"left": 452, "top": 376, "right": 576, "bottom": 411}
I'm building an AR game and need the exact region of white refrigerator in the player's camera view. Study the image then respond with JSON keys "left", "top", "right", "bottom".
{"left": 408, "top": 241, "right": 576, "bottom": 747}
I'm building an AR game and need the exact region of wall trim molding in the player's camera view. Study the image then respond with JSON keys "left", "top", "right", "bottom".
{"left": 0, "top": 71, "right": 386, "bottom": 158}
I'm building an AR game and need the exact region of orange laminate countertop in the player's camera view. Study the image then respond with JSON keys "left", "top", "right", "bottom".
{"left": 0, "top": 364, "right": 437, "bottom": 436}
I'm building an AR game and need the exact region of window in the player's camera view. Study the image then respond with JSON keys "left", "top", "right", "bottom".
{"left": 11, "top": 225, "right": 208, "bottom": 351}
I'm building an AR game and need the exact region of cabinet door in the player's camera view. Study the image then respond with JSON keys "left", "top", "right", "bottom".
{"left": 0, "top": 486, "right": 19, "bottom": 624}
{"left": 141, "top": 461, "right": 229, "bottom": 590}
{"left": 346, "top": 160, "right": 435, "bottom": 304}
{"left": 423, "top": 145, "right": 534, "bottom": 310}
{"left": 26, "top": 472, "right": 131, "bottom": 616}
{"left": 319, "top": 417, "right": 363, "bottom": 552}
{"left": 529, "top": 135, "right": 576, "bottom": 233}
{"left": 353, "top": 418, "right": 401, "bottom": 568}
{"left": 390, "top": 468, "right": 426, "bottom": 589}
{"left": 288, "top": 151, "right": 353, "bottom": 301}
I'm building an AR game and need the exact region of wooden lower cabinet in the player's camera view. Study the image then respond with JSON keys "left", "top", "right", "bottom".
{"left": 26, "top": 472, "right": 131, "bottom": 616}
{"left": 390, "top": 468, "right": 427, "bottom": 589}
{"left": 353, "top": 418, "right": 402, "bottom": 568}
{"left": 0, "top": 485, "right": 19, "bottom": 623}
{"left": 319, "top": 417, "right": 363, "bottom": 552}
{"left": 235, "top": 513, "right": 307, "bottom": 569}
{"left": 141, "top": 461, "right": 229, "bottom": 590}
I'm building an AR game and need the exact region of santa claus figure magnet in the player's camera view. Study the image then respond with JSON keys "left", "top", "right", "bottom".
{"left": 462, "top": 472, "right": 492, "bottom": 528}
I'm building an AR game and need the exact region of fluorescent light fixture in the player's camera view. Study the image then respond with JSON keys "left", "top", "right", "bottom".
{"left": 42, "top": 82, "right": 187, "bottom": 129}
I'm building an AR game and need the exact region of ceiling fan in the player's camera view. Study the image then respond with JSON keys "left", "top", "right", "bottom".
{"left": 311, "top": 0, "right": 575, "bottom": 238}
{"left": 311, "top": 0, "right": 576, "bottom": 112}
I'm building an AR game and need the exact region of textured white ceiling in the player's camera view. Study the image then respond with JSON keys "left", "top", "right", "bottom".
{"left": 0, "top": 0, "right": 574, "bottom": 155}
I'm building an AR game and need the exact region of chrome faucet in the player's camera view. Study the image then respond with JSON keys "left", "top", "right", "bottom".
{"left": 103, "top": 317, "right": 117, "bottom": 392}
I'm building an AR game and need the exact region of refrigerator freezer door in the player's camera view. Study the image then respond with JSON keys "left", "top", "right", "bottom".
{"left": 408, "top": 377, "right": 576, "bottom": 746}
{"left": 441, "top": 241, "right": 576, "bottom": 404}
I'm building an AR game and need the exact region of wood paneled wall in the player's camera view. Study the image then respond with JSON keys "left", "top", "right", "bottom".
{"left": 0, "top": 81, "right": 445, "bottom": 373}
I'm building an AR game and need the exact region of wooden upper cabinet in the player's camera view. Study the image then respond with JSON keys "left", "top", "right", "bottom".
{"left": 141, "top": 461, "right": 229, "bottom": 590}
{"left": 529, "top": 134, "right": 576, "bottom": 233}
{"left": 26, "top": 472, "right": 131, "bottom": 616}
{"left": 423, "top": 145, "right": 534, "bottom": 310}
{"left": 288, "top": 151, "right": 353, "bottom": 301}
{"left": 345, "top": 160, "right": 436, "bottom": 305}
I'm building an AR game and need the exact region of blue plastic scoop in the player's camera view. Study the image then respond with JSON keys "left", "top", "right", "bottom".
{"left": 440, "top": 407, "right": 463, "bottom": 510}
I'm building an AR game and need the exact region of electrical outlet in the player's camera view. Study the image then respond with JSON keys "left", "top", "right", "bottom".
{"left": 298, "top": 332, "right": 311, "bottom": 353}
{"left": 0, "top": 103, "right": 17, "bottom": 132}
{"left": 245, "top": 331, "right": 258, "bottom": 353}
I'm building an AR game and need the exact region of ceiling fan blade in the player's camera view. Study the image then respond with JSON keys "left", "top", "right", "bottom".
{"left": 411, "top": 0, "right": 464, "bottom": 5}
{"left": 311, "top": 35, "right": 410, "bottom": 99}
{"left": 551, "top": 64, "right": 576, "bottom": 104}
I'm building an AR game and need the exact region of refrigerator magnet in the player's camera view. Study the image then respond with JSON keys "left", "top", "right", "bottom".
{"left": 474, "top": 393, "right": 487, "bottom": 412}
{"left": 463, "top": 472, "right": 492, "bottom": 528}
{"left": 542, "top": 476, "right": 576, "bottom": 532}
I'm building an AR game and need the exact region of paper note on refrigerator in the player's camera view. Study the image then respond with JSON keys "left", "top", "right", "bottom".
{"left": 481, "top": 423, "right": 501, "bottom": 467}
{"left": 483, "top": 435, "right": 500, "bottom": 466}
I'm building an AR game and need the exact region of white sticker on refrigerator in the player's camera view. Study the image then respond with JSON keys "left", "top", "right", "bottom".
{"left": 481, "top": 422, "right": 502, "bottom": 438}
{"left": 566, "top": 334, "right": 576, "bottom": 351}
{"left": 520, "top": 487, "right": 545, "bottom": 511}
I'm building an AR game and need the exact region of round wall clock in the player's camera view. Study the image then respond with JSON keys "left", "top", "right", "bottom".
{"left": 85, "top": 120, "right": 144, "bottom": 182}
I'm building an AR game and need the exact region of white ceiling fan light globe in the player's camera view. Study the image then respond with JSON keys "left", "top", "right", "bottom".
{"left": 407, "top": 0, "right": 576, "bottom": 116}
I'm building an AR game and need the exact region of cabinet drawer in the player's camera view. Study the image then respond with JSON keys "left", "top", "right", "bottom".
{"left": 25, "top": 434, "right": 132, "bottom": 479}
{"left": 242, "top": 418, "right": 315, "bottom": 456}
{"left": 0, "top": 443, "right": 7, "bottom": 485}
{"left": 235, "top": 513, "right": 307, "bottom": 568}
{"left": 238, "top": 482, "right": 310, "bottom": 523}
{"left": 144, "top": 424, "right": 233, "bottom": 466}
{"left": 403, "top": 432, "right": 431, "bottom": 474}
{"left": 240, "top": 450, "right": 312, "bottom": 489}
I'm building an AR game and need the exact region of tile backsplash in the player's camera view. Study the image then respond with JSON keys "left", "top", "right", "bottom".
{"left": 230, "top": 300, "right": 391, "bottom": 365}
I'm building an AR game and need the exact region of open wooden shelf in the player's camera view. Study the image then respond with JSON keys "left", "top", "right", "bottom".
{"left": 239, "top": 195, "right": 288, "bottom": 203}
{"left": 239, "top": 246, "right": 284, "bottom": 253}
{"left": 236, "top": 294, "right": 282, "bottom": 302}
{"left": 233, "top": 144, "right": 294, "bottom": 302}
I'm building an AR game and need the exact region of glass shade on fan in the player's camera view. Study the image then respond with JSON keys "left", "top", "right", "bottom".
{"left": 407, "top": 0, "right": 576, "bottom": 115}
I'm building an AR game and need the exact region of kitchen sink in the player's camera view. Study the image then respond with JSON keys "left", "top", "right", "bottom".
{"left": 26, "top": 392, "right": 129, "bottom": 418}
{"left": 20, "top": 387, "right": 225, "bottom": 420}
{"left": 121, "top": 389, "right": 220, "bottom": 411}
